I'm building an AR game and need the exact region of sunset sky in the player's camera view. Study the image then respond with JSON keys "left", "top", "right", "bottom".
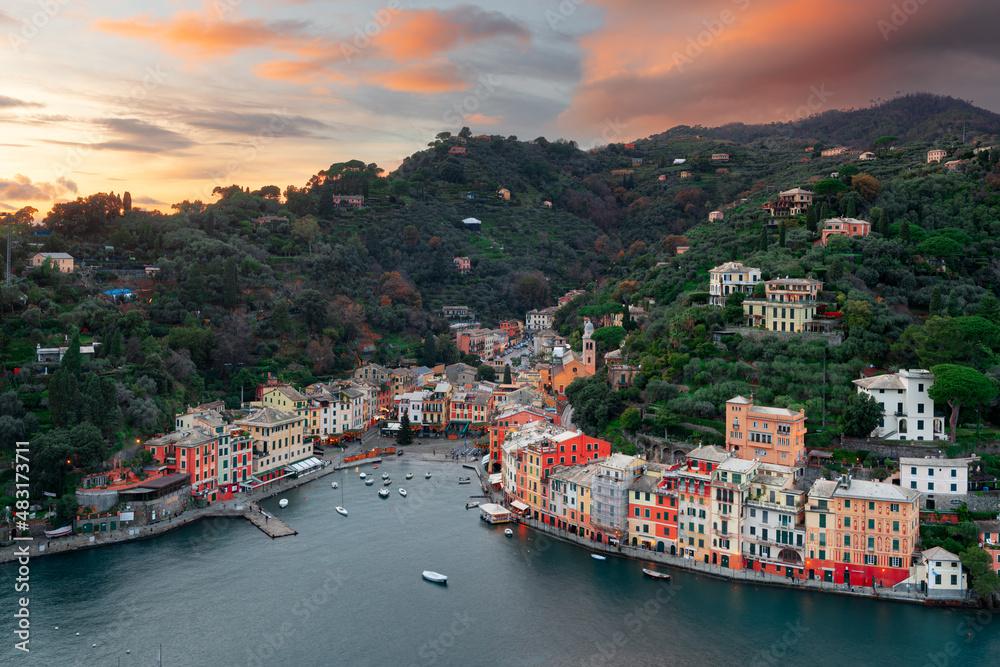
{"left": 2, "top": 0, "right": 999, "bottom": 217}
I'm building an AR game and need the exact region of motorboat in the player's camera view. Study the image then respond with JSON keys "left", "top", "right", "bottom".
{"left": 422, "top": 571, "right": 448, "bottom": 584}
{"left": 406, "top": 473, "right": 413, "bottom": 480}
{"left": 365, "top": 477, "right": 375, "bottom": 486}
{"left": 399, "top": 488, "right": 407, "bottom": 497}
{"left": 373, "top": 465, "right": 379, "bottom": 469}
{"left": 383, "top": 478, "right": 392, "bottom": 486}
{"left": 359, "top": 472, "right": 366, "bottom": 479}
{"left": 504, "top": 528, "right": 513, "bottom": 537}
{"left": 279, "top": 499, "right": 289, "bottom": 508}
{"left": 642, "top": 568, "right": 670, "bottom": 580}
{"left": 381, "top": 472, "right": 389, "bottom": 480}
{"left": 458, "top": 477, "right": 471, "bottom": 485}
{"left": 425, "top": 472, "right": 432, "bottom": 479}
{"left": 331, "top": 482, "right": 338, "bottom": 489}
{"left": 336, "top": 506, "right": 348, "bottom": 517}
{"left": 465, "top": 502, "right": 479, "bottom": 509}
{"left": 44, "top": 526, "right": 73, "bottom": 538}
{"left": 591, "top": 554, "right": 606, "bottom": 561}
{"left": 378, "top": 488, "right": 390, "bottom": 498}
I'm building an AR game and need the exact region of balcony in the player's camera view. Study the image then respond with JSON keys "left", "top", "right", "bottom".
{"left": 746, "top": 496, "right": 801, "bottom": 512}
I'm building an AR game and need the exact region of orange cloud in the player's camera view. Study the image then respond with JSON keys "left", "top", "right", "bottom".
{"left": 370, "top": 61, "right": 467, "bottom": 94}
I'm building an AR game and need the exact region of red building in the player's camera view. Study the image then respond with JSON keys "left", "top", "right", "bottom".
{"left": 489, "top": 404, "right": 551, "bottom": 473}
{"left": 145, "top": 428, "right": 220, "bottom": 502}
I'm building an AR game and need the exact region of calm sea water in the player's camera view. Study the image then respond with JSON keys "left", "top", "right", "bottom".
{"left": 5, "top": 459, "right": 999, "bottom": 667}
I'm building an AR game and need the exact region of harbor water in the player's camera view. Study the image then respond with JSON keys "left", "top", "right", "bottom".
{"left": 5, "top": 459, "right": 1000, "bottom": 666}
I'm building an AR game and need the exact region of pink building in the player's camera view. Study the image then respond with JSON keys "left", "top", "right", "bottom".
{"left": 453, "top": 256, "right": 471, "bottom": 274}
{"left": 821, "top": 217, "right": 871, "bottom": 245}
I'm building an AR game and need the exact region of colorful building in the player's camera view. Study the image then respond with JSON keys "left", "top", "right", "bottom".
{"left": 145, "top": 428, "right": 219, "bottom": 502}
{"left": 805, "top": 476, "right": 920, "bottom": 587}
{"left": 676, "top": 446, "right": 727, "bottom": 563}
{"left": 591, "top": 453, "right": 646, "bottom": 545}
{"left": 742, "top": 277, "right": 824, "bottom": 333}
{"left": 974, "top": 520, "right": 1000, "bottom": 573}
{"left": 725, "top": 396, "right": 807, "bottom": 467}
{"left": 821, "top": 217, "right": 871, "bottom": 245}
{"left": 853, "top": 369, "right": 947, "bottom": 442}
{"left": 708, "top": 261, "right": 761, "bottom": 308}
{"left": 742, "top": 463, "right": 806, "bottom": 578}
{"left": 235, "top": 407, "right": 309, "bottom": 485}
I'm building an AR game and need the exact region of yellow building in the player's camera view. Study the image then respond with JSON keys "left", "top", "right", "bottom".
{"left": 743, "top": 278, "right": 823, "bottom": 333}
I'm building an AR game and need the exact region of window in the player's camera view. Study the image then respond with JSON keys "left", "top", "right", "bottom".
{"left": 868, "top": 519, "right": 875, "bottom": 530}
{"left": 819, "top": 514, "right": 826, "bottom": 528}
{"left": 844, "top": 517, "right": 851, "bottom": 528}
{"left": 951, "top": 469, "right": 957, "bottom": 478}
{"left": 892, "top": 520, "right": 899, "bottom": 532}
{"left": 869, "top": 502, "right": 875, "bottom": 511}
{"left": 865, "top": 554, "right": 876, "bottom": 565}
{"left": 892, "top": 538, "right": 899, "bottom": 552}
{"left": 844, "top": 553, "right": 850, "bottom": 563}
{"left": 935, "top": 574, "right": 942, "bottom": 585}
{"left": 928, "top": 482, "right": 934, "bottom": 491}
{"left": 890, "top": 557, "right": 902, "bottom": 568}
{"left": 951, "top": 575, "right": 958, "bottom": 586}
{"left": 819, "top": 550, "right": 826, "bottom": 560}
{"left": 867, "top": 537, "right": 874, "bottom": 551}
{"left": 844, "top": 499, "right": 851, "bottom": 509}
{"left": 918, "top": 404, "right": 925, "bottom": 414}
{"left": 844, "top": 534, "right": 851, "bottom": 547}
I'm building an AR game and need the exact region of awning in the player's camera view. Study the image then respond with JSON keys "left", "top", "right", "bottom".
{"left": 511, "top": 500, "right": 530, "bottom": 512}
{"left": 488, "top": 473, "right": 502, "bottom": 485}
{"left": 481, "top": 455, "right": 490, "bottom": 467}
{"left": 285, "top": 457, "right": 323, "bottom": 474}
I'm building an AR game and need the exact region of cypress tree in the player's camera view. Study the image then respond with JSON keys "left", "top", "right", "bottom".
{"left": 947, "top": 290, "right": 962, "bottom": 317}
{"left": 929, "top": 285, "right": 942, "bottom": 315}
{"left": 759, "top": 226, "right": 769, "bottom": 250}
{"left": 900, "top": 220, "right": 911, "bottom": 244}
{"left": 846, "top": 197, "right": 857, "bottom": 218}
{"left": 422, "top": 332, "right": 437, "bottom": 365}
{"left": 877, "top": 209, "right": 889, "bottom": 237}
{"left": 61, "top": 331, "right": 83, "bottom": 377}
{"left": 397, "top": 413, "right": 414, "bottom": 446}
{"left": 806, "top": 205, "right": 818, "bottom": 233}
{"left": 503, "top": 364, "right": 512, "bottom": 385}
{"left": 778, "top": 220, "right": 787, "bottom": 248}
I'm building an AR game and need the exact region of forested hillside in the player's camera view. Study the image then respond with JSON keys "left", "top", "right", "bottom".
{"left": 2, "top": 95, "right": 1000, "bottom": 508}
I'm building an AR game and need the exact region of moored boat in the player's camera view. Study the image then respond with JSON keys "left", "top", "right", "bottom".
{"left": 465, "top": 502, "right": 479, "bottom": 509}
{"left": 382, "top": 472, "right": 389, "bottom": 480}
{"left": 383, "top": 478, "right": 392, "bottom": 486}
{"left": 458, "top": 477, "right": 471, "bottom": 485}
{"left": 331, "top": 482, "right": 338, "bottom": 489}
{"left": 44, "top": 525, "right": 73, "bottom": 538}
{"left": 360, "top": 472, "right": 366, "bottom": 479}
{"left": 591, "top": 554, "right": 606, "bottom": 561}
{"left": 422, "top": 571, "right": 448, "bottom": 584}
{"left": 504, "top": 528, "right": 513, "bottom": 537}
{"left": 336, "top": 506, "right": 348, "bottom": 517}
{"left": 365, "top": 477, "right": 375, "bottom": 485}
{"left": 378, "top": 488, "right": 390, "bottom": 498}
{"left": 642, "top": 568, "right": 670, "bottom": 580}
{"left": 399, "top": 488, "right": 407, "bottom": 497}
{"left": 279, "top": 499, "right": 289, "bottom": 508}
{"left": 425, "top": 472, "right": 432, "bottom": 479}
{"left": 406, "top": 473, "right": 413, "bottom": 480}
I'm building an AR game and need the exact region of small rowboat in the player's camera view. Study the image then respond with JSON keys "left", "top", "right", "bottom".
{"left": 591, "top": 554, "right": 606, "bottom": 561}
{"left": 422, "top": 571, "right": 448, "bottom": 584}
{"left": 44, "top": 526, "right": 73, "bottom": 538}
{"left": 278, "top": 499, "right": 288, "bottom": 508}
{"left": 642, "top": 568, "right": 671, "bottom": 580}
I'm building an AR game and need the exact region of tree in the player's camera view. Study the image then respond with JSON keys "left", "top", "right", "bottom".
{"left": 929, "top": 286, "right": 943, "bottom": 316}
{"left": 814, "top": 178, "right": 847, "bottom": 199}
{"left": 122, "top": 191, "right": 132, "bottom": 213}
{"left": 620, "top": 407, "right": 641, "bottom": 433}
{"left": 272, "top": 299, "right": 290, "bottom": 334}
{"left": 655, "top": 410, "right": 681, "bottom": 438}
{"left": 476, "top": 364, "right": 496, "bottom": 382}
{"left": 52, "top": 494, "right": 78, "bottom": 527}
{"left": 565, "top": 374, "right": 623, "bottom": 436}
{"left": 297, "top": 289, "right": 328, "bottom": 332}
{"left": 222, "top": 257, "right": 238, "bottom": 309}
{"left": 841, "top": 392, "right": 883, "bottom": 437}
{"left": 805, "top": 205, "right": 818, "bottom": 233}
{"left": 928, "top": 365, "right": 998, "bottom": 442}
{"left": 778, "top": 220, "right": 786, "bottom": 248}
{"left": 60, "top": 331, "right": 83, "bottom": 377}
{"left": 877, "top": 209, "right": 889, "bottom": 237}
{"left": 873, "top": 135, "right": 897, "bottom": 157}
{"left": 852, "top": 174, "right": 881, "bottom": 201}
{"left": 422, "top": 332, "right": 437, "bottom": 365}
{"left": 291, "top": 215, "right": 320, "bottom": 255}
{"left": 961, "top": 546, "right": 1000, "bottom": 597}
{"left": 900, "top": 220, "right": 911, "bottom": 244}
{"left": 503, "top": 365, "right": 512, "bottom": 385}
{"left": 947, "top": 289, "right": 963, "bottom": 318}
{"left": 397, "top": 413, "right": 414, "bottom": 446}
{"left": 978, "top": 293, "right": 1000, "bottom": 324}
{"left": 590, "top": 325, "right": 627, "bottom": 350}
{"left": 845, "top": 299, "right": 873, "bottom": 329}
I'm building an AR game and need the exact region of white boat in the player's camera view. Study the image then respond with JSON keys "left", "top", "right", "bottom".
{"left": 378, "top": 488, "right": 390, "bottom": 498}
{"left": 422, "top": 571, "right": 448, "bottom": 584}
{"left": 279, "top": 499, "right": 289, "bottom": 508}
{"left": 406, "top": 473, "right": 413, "bottom": 480}
{"left": 465, "top": 502, "right": 479, "bottom": 509}
{"left": 383, "top": 479, "right": 392, "bottom": 486}
{"left": 642, "top": 568, "right": 670, "bottom": 580}
{"left": 591, "top": 554, "right": 606, "bottom": 561}
{"left": 359, "top": 472, "right": 366, "bottom": 479}
{"left": 365, "top": 477, "right": 375, "bottom": 485}
{"left": 399, "top": 488, "right": 407, "bottom": 497}
{"left": 331, "top": 482, "right": 338, "bottom": 489}
{"left": 44, "top": 525, "right": 73, "bottom": 538}
{"left": 381, "top": 472, "right": 389, "bottom": 480}
{"left": 504, "top": 528, "right": 513, "bottom": 537}
{"left": 458, "top": 477, "right": 471, "bottom": 485}
{"left": 336, "top": 506, "right": 348, "bottom": 517}
{"left": 425, "top": 472, "right": 432, "bottom": 479}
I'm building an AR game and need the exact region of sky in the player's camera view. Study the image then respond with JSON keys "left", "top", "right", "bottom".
{"left": 2, "top": 0, "right": 999, "bottom": 218}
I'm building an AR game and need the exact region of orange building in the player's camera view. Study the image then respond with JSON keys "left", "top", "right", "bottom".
{"left": 805, "top": 476, "right": 920, "bottom": 587}
{"left": 676, "top": 446, "right": 727, "bottom": 563}
{"left": 628, "top": 463, "right": 682, "bottom": 553}
{"left": 821, "top": 217, "right": 871, "bottom": 245}
{"left": 488, "top": 404, "right": 551, "bottom": 472}
{"left": 145, "top": 428, "right": 219, "bottom": 502}
{"left": 975, "top": 520, "right": 1000, "bottom": 573}
{"left": 725, "top": 396, "right": 807, "bottom": 467}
